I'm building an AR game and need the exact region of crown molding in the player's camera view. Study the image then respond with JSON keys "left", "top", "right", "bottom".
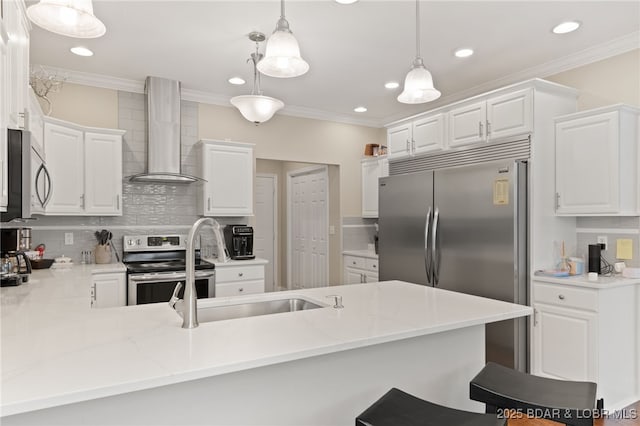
{"left": 35, "top": 65, "right": 383, "bottom": 128}
{"left": 383, "top": 31, "right": 640, "bottom": 124}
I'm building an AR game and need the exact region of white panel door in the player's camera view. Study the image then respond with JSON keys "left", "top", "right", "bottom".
{"left": 84, "top": 132, "right": 122, "bottom": 215}
{"left": 289, "top": 167, "right": 328, "bottom": 289}
{"left": 412, "top": 114, "right": 445, "bottom": 154}
{"left": 255, "top": 174, "right": 277, "bottom": 292}
{"left": 448, "top": 101, "right": 487, "bottom": 147}
{"left": 487, "top": 89, "right": 532, "bottom": 141}
{"left": 44, "top": 122, "right": 84, "bottom": 214}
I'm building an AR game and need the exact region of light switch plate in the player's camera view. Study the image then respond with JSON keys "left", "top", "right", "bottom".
{"left": 64, "top": 232, "right": 74, "bottom": 245}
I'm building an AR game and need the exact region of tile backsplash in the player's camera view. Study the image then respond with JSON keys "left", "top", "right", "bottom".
{"left": 575, "top": 217, "right": 640, "bottom": 268}
{"left": 342, "top": 217, "right": 378, "bottom": 251}
{"left": 8, "top": 90, "right": 245, "bottom": 263}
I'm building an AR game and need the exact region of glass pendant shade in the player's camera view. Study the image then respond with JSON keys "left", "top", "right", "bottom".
{"left": 27, "top": 0, "right": 106, "bottom": 38}
{"left": 257, "top": 28, "right": 309, "bottom": 78}
{"left": 230, "top": 95, "right": 284, "bottom": 124}
{"left": 397, "top": 59, "right": 441, "bottom": 104}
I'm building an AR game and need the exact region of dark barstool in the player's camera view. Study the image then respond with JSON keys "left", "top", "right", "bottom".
{"left": 469, "top": 362, "right": 597, "bottom": 426}
{"left": 356, "top": 388, "right": 506, "bottom": 426}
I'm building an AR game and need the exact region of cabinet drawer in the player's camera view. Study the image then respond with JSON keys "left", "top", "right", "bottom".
{"left": 365, "top": 258, "right": 378, "bottom": 273}
{"left": 216, "top": 280, "right": 264, "bottom": 297}
{"left": 344, "top": 255, "right": 365, "bottom": 269}
{"left": 216, "top": 265, "right": 265, "bottom": 283}
{"left": 533, "top": 282, "right": 598, "bottom": 311}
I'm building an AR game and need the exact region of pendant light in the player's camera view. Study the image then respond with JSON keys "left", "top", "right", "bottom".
{"left": 256, "top": 0, "right": 309, "bottom": 78}
{"left": 231, "top": 32, "right": 285, "bottom": 125}
{"left": 397, "top": 0, "right": 440, "bottom": 104}
{"left": 27, "top": 0, "right": 106, "bottom": 38}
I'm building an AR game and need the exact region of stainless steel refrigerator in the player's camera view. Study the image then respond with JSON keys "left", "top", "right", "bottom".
{"left": 379, "top": 159, "right": 528, "bottom": 371}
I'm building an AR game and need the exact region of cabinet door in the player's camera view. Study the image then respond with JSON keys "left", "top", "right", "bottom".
{"left": 44, "top": 123, "right": 85, "bottom": 214}
{"left": 387, "top": 124, "right": 411, "bottom": 160}
{"left": 364, "top": 271, "right": 379, "bottom": 283}
{"left": 361, "top": 159, "right": 381, "bottom": 218}
{"left": 5, "top": 0, "right": 29, "bottom": 130}
{"left": 532, "top": 303, "right": 597, "bottom": 382}
{"left": 92, "top": 273, "right": 126, "bottom": 308}
{"left": 412, "top": 114, "right": 445, "bottom": 154}
{"left": 486, "top": 89, "right": 532, "bottom": 141}
{"left": 555, "top": 112, "right": 619, "bottom": 214}
{"left": 344, "top": 267, "right": 363, "bottom": 284}
{"left": 0, "top": 28, "right": 8, "bottom": 211}
{"left": 202, "top": 143, "right": 253, "bottom": 216}
{"left": 448, "top": 101, "right": 486, "bottom": 147}
{"left": 84, "top": 132, "right": 123, "bottom": 215}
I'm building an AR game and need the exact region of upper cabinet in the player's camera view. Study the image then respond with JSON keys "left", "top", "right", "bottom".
{"left": 44, "top": 119, "right": 125, "bottom": 216}
{"left": 449, "top": 89, "right": 532, "bottom": 148}
{"left": 196, "top": 140, "right": 254, "bottom": 217}
{"left": 387, "top": 113, "right": 445, "bottom": 160}
{"left": 361, "top": 156, "right": 388, "bottom": 218}
{"left": 3, "top": 0, "right": 30, "bottom": 131}
{"left": 555, "top": 105, "right": 640, "bottom": 216}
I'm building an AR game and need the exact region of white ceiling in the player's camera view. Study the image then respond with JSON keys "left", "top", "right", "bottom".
{"left": 29, "top": 1, "right": 640, "bottom": 127}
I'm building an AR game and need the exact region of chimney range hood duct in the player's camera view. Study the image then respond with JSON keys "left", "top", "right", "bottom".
{"left": 127, "top": 76, "right": 203, "bottom": 184}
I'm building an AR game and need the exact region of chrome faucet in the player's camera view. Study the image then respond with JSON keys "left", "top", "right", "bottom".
{"left": 171, "top": 217, "right": 229, "bottom": 329}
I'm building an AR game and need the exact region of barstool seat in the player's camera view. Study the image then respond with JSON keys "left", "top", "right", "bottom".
{"left": 356, "top": 388, "right": 506, "bottom": 426}
{"left": 469, "top": 362, "right": 597, "bottom": 426}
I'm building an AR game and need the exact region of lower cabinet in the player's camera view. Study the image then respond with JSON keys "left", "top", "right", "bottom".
{"left": 215, "top": 263, "right": 265, "bottom": 297}
{"left": 531, "top": 280, "right": 638, "bottom": 408}
{"left": 343, "top": 254, "right": 378, "bottom": 284}
{"left": 91, "top": 272, "right": 126, "bottom": 308}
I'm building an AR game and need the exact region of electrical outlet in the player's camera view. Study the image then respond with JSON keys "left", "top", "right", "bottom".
{"left": 597, "top": 236, "right": 607, "bottom": 250}
{"left": 64, "top": 232, "right": 74, "bottom": 245}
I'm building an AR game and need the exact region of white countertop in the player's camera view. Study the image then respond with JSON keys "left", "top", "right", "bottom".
{"left": 1, "top": 270, "right": 530, "bottom": 417}
{"left": 532, "top": 273, "right": 640, "bottom": 289}
{"left": 205, "top": 257, "right": 269, "bottom": 267}
{"left": 342, "top": 250, "right": 378, "bottom": 259}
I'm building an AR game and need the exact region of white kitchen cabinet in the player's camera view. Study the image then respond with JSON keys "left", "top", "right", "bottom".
{"left": 4, "top": 0, "right": 29, "bottom": 131}
{"left": 361, "top": 156, "right": 388, "bottom": 218}
{"left": 84, "top": 132, "right": 123, "bottom": 215}
{"left": 43, "top": 120, "right": 124, "bottom": 216}
{"left": 387, "top": 113, "right": 445, "bottom": 160}
{"left": 196, "top": 140, "right": 254, "bottom": 216}
{"left": 449, "top": 89, "right": 532, "bottom": 148}
{"left": 0, "top": 23, "right": 9, "bottom": 212}
{"left": 555, "top": 105, "right": 639, "bottom": 216}
{"left": 531, "top": 279, "right": 638, "bottom": 408}
{"left": 343, "top": 253, "right": 378, "bottom": 284}
{"left": 215, "top": 263, "right": 265, "bottom": 297}
{"left": 91, "top": 272, "right": 126, "bottom": 308}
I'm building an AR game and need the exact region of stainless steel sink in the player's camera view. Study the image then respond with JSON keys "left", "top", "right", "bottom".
{"left": 187, "top": 297, "right": 326, "bottom": 323}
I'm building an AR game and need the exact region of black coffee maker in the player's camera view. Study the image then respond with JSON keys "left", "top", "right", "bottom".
{"left": 223, "top": 225, "right": 255, "bottom": 260}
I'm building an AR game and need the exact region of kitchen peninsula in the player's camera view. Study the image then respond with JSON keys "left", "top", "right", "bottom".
{"left": 1, "top": 267, "right": 531, "bottom": 425}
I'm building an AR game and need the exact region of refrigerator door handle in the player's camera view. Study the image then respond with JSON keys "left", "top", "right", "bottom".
{"left": 424, "top": 206, "right": 432, "bottom": 284}
{"left": 432, "top": 207, "right": 440, "bottom": 286}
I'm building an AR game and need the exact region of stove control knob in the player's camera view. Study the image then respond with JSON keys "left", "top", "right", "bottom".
{"left": 127, "top": 239, "right": 133, "bottom": 246}
{"left": 136, "top": 239, "right": 142, "bottom": 245}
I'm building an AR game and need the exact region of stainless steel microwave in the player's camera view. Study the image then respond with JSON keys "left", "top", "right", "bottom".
{"left": 1, "top": 129, "right": 52, "bottom": 222}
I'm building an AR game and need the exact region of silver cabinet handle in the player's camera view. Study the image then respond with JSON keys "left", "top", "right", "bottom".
{"left": 431, "top": 207, "right": 440, "bottom": 286}
{"left": 208, "top": 197, "right": 211, "bottom": 210}
{"left": 238, "top": 272, "right": 243, "bottom": 277}
{"left": 18, "top": 112, "right": 25, "bottom": 129}
{"left": 411, "top": 139, "right": 416, "bottom": 153}
{"left": 116, "top": 194, "right": 120, "bottom": 210}
{"left": 424, "top": 206, "right": 432, "bottom": 284}
{"left": 372, "top": 264, "right": 376, "bottom": 269}
{"left": 486, "top": 120, "right": 491, "bottom": 136}
{"left": 534, "top": 308, "right": 538, "bottom": 326}
{"left": 555, "top": 193, "right": 560, "bottom": 210}
{"left": 80, "top": 194, "right": 85, "bottom": 208}
{"left": 558, "top": 294, "right": 565, "bottom": 300}
{"left": 479, "top": 121, "right": 484, "bottom": 138}
{"left": 406, "top": 139, "right": 410, "bottom": 153}
{"left": 360, "top": 273, "right": 365, "bottom": 283}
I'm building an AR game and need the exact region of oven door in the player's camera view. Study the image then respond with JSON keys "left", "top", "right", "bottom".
{"left": 127, "top": 271, "right": 215, "bottom": 306}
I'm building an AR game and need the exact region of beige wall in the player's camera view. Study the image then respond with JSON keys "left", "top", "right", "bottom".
{"left": 45, "top": 83, "right": 119, "bottom": 128}
{"left": 199, "top": 104, "right": 384, "bottom": 217}
{"left": 546, "top": 49, "right": 640, "bottom": 109}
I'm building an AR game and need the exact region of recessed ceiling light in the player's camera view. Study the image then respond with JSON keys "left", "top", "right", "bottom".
{"left": 70, "top": 46, "right": 93, "bottom": 57}
{"left": 454, "top": 48, "right": 474, "bottom": 58}
{"left": 354, "top": 106, "right": 367, "bottom": 113}
{"left": 384, "top": 81, "right": 400, "bottom": 89}
{"left": 335, "top": 0, "right": 358, "bottom": 4}
{"left": 552, "top": 21, "right": 581, "bottom": 34}
{"left": 228, "top": 77, "right": 246, "bottom": 85}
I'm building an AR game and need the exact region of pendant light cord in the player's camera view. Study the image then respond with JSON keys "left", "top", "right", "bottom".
{"left": 250, "top": 42, "right": 263, "bottom": 96}
{"left": 415, "top": 0, "right": 421, "bottom": 59}
{"left": 281, "top": 0, "right": 286, "bottom": 19}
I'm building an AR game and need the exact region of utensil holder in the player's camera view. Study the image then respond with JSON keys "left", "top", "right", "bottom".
{"left": 95, "top": 244, "right": 112, "bottom": 264}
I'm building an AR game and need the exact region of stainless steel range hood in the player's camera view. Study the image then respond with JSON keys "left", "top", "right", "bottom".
{"left": 128, "top": 76, "right": 203, "bottom": 184}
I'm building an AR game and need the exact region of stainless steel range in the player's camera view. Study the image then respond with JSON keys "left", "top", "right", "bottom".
{"left": 123, "top": 234, "right": 215, "bottom": 305}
